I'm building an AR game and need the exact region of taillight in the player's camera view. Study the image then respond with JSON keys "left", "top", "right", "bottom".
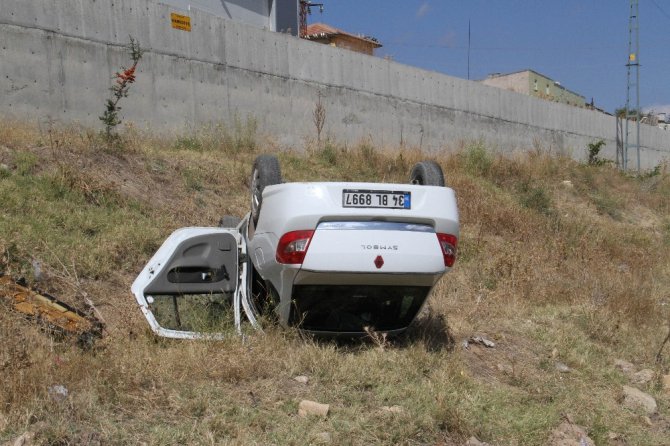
{"left": 436, "top": 233, "right": 457, "bottom": 267}
{"left": 276, "top": 230, "right": 315, "bottom": 264}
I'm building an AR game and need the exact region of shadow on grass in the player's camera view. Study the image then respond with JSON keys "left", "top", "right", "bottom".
{"left": 296, "top": 308, "right": 456, "bottom": 353}
{"left": 403, "top": 310, "right": 456, "bottom": 352}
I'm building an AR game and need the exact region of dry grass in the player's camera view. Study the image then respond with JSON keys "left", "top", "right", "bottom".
{"left": 1, "top": 120, "right": 669, "bottom": 445}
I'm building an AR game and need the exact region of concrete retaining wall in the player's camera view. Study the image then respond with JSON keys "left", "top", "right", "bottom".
{"left": 1, "top": 0, "right": 669, "bottom": 168}
{"left": 159, "top": 0, "right": 300, "bottom": 35}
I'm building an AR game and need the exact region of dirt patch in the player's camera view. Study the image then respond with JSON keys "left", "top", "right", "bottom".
{"left": 461, "top": 330, "right": 543, "bottom": 386}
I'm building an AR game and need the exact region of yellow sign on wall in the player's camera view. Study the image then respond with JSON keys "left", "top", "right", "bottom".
{"left": 171, "top": 12, "right": 191, "bottom": 32}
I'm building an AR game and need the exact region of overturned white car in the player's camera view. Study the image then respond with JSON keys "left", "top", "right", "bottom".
{"left": 131, "top": 155, "right": 459, "bottom": 338}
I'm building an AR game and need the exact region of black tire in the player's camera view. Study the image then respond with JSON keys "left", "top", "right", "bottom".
{"left": 218, "top": 215, "right": 241, "bottom": 228}
{"left": 250, "top": 154, "right": 282, "bottom": 226}
{"left": 409, "top": 160, "right": 445, "bottom": 186}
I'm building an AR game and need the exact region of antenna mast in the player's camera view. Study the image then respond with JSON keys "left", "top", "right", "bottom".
{"left": 624, "top": 0, "right": 640, "bottom": 171}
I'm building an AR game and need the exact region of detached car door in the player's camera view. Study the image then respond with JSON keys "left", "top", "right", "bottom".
{"left": 131, "top": 227, "right": 248, "bottom": 339}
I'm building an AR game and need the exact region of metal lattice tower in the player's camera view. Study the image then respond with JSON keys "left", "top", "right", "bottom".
{"left": 624, "top": 0, "right": 640, "bottom": 171}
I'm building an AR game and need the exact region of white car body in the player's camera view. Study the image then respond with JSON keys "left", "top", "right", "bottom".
{"left": 132, "top": 181, "right": 459, "bottom": 338}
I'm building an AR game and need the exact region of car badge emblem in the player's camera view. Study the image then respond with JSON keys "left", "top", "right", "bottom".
{"left": 374, "top": 255, "right": 384, "bottom": 269}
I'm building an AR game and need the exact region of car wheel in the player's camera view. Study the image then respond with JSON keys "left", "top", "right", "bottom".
{"left": 250, "top": 154, "right": 282, "bottom": 226}
{"left": 218, "top": 215, "right": 241, "bottom": 228}
{"left": 409, "top": 160, "right": 445, "bottom": 186}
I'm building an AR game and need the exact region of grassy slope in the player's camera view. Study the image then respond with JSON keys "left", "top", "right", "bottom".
{"left": 0, "top": 121, "right": 669, "bottom": 445}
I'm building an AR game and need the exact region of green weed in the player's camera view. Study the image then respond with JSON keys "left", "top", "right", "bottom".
{"left": 0, "top": 163, "right": 11, "bottom": 179}
{"left": 359, "top": 141, "right": 376, "bottom": 164}
{"left": 230, "top": 114, "right": 258, "bottom": 153}
{"left": 517, "top": 182, "right": 552, "bottom": 215}
{"left": 182, "top": 168, "right": 204, "bottom": 191}
{"left": 587, "top": 139, "right": 607, "bottom": 166}
{"left": 14, "top": 151, "right": 38, "bottom": 176}
{"left": 464, "top": 142, "right": 492, "bottom": 176}
{"left": 174, "top": 135, "right": 203, "bottom": 152}
{"left": 318, "top": 140, "right": 338, "bottom": 166}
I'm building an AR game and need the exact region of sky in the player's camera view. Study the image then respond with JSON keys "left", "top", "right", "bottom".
{"left": 306, "top": 0, "right": 670, "bottom": 114}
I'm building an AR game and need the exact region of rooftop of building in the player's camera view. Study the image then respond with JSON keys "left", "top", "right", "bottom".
{"left": 303, "top": 23, "right": 382, "bottom": 48}
{"left": 483, "top": 69, "right": 584, "bottom": 99}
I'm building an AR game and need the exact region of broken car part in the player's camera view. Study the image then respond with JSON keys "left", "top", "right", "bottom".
{"left": 0, "top": 275, "right": 103, "bottom": 341}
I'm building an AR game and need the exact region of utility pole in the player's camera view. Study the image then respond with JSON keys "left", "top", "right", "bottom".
{"left": 467, "top": 20, "right": 471, "bottom": 80}
{"left": 624, "top": 0, "right": 640, "bottom": 171}
{"left": 299, "top": 1, "right": 324, "bottom": 38}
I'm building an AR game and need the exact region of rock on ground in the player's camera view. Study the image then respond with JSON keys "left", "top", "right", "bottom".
{"left": 662, "top": 374, "right": 670, "bottom": 394}
{"left": 293, "top": 375, "right": 309, "bottom": 384}
{"left": 548, "top": 422, "right": 595, "bottom": 446}
{"left": 313, "top": 432, "right": 332, "bottom": 444}
{"left": 555, "top": 362, "right": 572, "bottom": 373}
{"left": 606, "top": 431, "right": 626, "bottom": 446}
{"left": 622, "top": 385, "right": 657, "bottom": 415}
{"left": 9, "top": 431, "right": 35, "bottom": 446}
{"left": 298, "top": 400, "right": 329, "bottom": 417}
{"left": 630, "top": 369, "right": 654, "bottom": 385}
{"left": 614, "top": 359, "right": 635, "bottom": 375}
{"left": 464, "top": 437, "right": 491, "bottom": 446}
{"left": 381, "top": 405, "right": 404, "bottom": 414}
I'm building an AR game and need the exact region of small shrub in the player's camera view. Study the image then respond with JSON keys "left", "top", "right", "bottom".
{"left": 148, "top": 158, "right": 168, "bottom": 174}
{"left": 517, "top": 182, "right": 552, "bottom": 215}
{"left": 172, "top": 118, "right": 258, "bottom": 155}
{"left": 14, "top": 151, "right": 38, "bottom": 176}
{"left": 318, "top": 140, "right": 337, "bottom": 165}
{"left": 433, "top": 398, "right": 471, "bottom": 437}
{"left": 313, "top": 90, "right": 326, "bottom": 143}
{"left": 0, "top": 241, "right": 32, "bottom": 277}
{"left": 231, "top": 115, "right": 257, "bottom": 153}
{"left": 99, "top": 36, "right": 143, "bottom": 143}
{"left": 464, "top": 142, "right": 492, "bottom": 176}
{"left": 283, "top": 152, "right": 310, "bottom": 171}
{"left": 638, "top": 163, "right": 663, "bottom": 179}
{"left": 394, "top": 151, "right": 408, "bottom": 173}
{"left": 183, "top": 168, "right": 204, "bottom": 191}
{"left": 174, "top": 136, "right": 203, "bottom": 152}
{"left": 587, "top": 140, "right": 607, "bottom": 166}
{"left": 359, "top": 142, "right": 376, "bottom": 164}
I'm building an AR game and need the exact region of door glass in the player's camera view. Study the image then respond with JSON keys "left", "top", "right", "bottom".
{"left": 132, "top": 229, "right": 243, "bottom": 338}
{"left": 147, "top": 293, "right": 236, "bottom": 333}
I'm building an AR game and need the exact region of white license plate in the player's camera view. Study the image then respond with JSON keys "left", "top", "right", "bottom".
{"left": 342, "top": 189, "right": 411, "bottom": 209}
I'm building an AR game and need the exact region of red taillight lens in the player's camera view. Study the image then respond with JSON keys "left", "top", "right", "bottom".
{"left": 276, "top": 230, "right": 315, "bottom": 264}
{"left": 436, "top": 233, "right": 458, "bottom": 267}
